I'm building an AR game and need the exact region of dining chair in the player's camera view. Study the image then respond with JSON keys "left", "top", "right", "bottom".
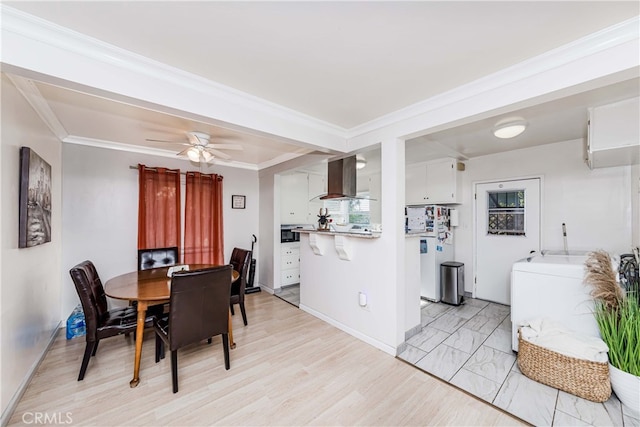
{"left": 136, "top": 246, "right": 179, "bottom": 314}
{"left": 69, "top": 260, "right": 156, "bottom": 381}
{"left": 154, "top": 265, "right": 233, "bottom": 393}
{"left": 229, "top": 248, "right": 252, "bottom": 326}
{"left": 137, "top": 246, "right": 179, "bottom": 271}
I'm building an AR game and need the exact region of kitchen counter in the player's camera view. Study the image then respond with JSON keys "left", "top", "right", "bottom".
{"left": 294, "top": 229, "right": 381, "bottom": 239}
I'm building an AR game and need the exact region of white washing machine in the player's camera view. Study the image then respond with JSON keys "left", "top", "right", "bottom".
{"left": 510, "top": 251, "right": 601, "bottom": 352}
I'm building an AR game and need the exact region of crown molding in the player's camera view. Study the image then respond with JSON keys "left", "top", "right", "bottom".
{"left": 63, "top": 136, "right": 258, "bottom": 170}
{"left": 347, "top": 16, "right": 640, "bottom": 139}
{"left": 1, "top": 5, "right": 347, "bottom": 139}
{"left": 3, "top": 5, "right": 637, "bottom": 151}
{"left": 258, "top": 152, "right": 311, "bottom": 170}
{"left": 5, "top": 73, "right": 68, "bottom": 140}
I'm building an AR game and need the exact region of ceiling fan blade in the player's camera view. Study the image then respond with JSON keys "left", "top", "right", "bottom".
{"left": 146, "top": 138, "right": 183, "bottom": 143}
{"left": 206, "top": 148, "right": 232, "bottom": 160}
{"left": 146, "top": 138, "right": 191, "bottom": 147}
{"left": 209, "top": 144, "right": 243, "bottom": 151}
{"left": 177, "top": 147, "right": 191, "bottom": 156}
{"left": 186, "top": 133, "right": 199, "bottom": 145}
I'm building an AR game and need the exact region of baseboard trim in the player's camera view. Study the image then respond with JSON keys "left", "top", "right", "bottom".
{"left": 1, "top": 322, "right": 62, "bottom": 427}
{"left": 299, "top": 304, "right": 396, "bottom": 356}
{"left": 404, "top": 323, "right": 422, "bottom": 342}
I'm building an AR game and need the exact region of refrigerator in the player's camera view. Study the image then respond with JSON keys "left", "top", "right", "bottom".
{"left": 412, "top": 206, "right": 454, "bottom": 302}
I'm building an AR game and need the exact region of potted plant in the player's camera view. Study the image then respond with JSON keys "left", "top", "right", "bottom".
{"left": 584, "top": 250, "right": 639, "bottom": 416}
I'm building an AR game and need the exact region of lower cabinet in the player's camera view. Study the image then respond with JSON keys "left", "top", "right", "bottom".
{"left": 281, "top": 242, "right": 300, "bottom": 286}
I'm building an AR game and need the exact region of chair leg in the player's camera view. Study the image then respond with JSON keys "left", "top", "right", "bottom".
{"left": 91, "top": 340, "right": 99, "bottom": 356}
{"left": 155, "top": 333, "right": 161, "bottom": 363}
{"left": 230, "top": 303, "right": 235, "bottom": 315}
{"left": 171, "top": 350, "right": 178, "bottom": 393}
{"left": 239, "top": 302, "right": 248, "bottom": 326}
{"left": 78, "top": 341, "right": 96, "bottom": 381}
{"left": 222, "top": 334, "right": 230, "bottom": 370}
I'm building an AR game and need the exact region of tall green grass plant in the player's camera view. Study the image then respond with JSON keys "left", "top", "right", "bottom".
{"left": 594, "top": 285, "right": 640, "bottom": 376}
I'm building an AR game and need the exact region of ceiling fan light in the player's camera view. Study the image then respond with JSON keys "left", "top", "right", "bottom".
{"left": 187, "top": 147, "right": 200, "bottom": 162}
{"left": 493, "top": 117, "right": 527, "bottom": 139}
{"left": 202, "top": 151, "right": 213, "bottom": 162}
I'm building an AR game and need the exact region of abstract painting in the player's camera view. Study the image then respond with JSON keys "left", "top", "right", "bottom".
{"left": 19, "top": 147, "right": 52, "bottom": 248}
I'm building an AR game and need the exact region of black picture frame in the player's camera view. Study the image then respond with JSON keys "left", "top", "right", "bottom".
{"left": 231, "top": 195, "right": 246, "bottom": 209}
{"left": 19, "top": 147, "right": 52, "bottom": 248}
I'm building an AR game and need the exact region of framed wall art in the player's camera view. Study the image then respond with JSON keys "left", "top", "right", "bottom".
{"left": 231, "top": 195, "right": 246, "bottom": 209}
{"left": 19, "top": 147, "right": 52, "bottom": 248}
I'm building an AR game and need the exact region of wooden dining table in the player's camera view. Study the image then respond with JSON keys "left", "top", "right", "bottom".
{"left": 104, "top": 264, "right": 239, "bottom": 388}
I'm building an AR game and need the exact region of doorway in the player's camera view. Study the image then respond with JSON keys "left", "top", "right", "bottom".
{"left": 474, "top": 178, "right": 541, "bottom": 305}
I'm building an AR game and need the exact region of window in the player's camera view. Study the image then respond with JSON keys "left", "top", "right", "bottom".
{"left": 348, "top": 196, "right": 370, "bottom": 224}
{"left": 487, "top": 190, "right": 525, "bottom": 236}
{"left": 323, "top": 192, "right": 371, "bottom": 225}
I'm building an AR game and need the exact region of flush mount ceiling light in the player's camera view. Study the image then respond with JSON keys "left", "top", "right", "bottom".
{"left": 356, "top": 155, "right": 367, "bottom": 169}
{"left": 493, "top": 117, "right": 527, "bottom": 139}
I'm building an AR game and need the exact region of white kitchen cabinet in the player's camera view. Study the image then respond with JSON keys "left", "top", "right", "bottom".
{"left": 307, "top": 173, "right": 326, "bottom": 224}
{"left": 587, "top": 97, "right": 640, "bottom": 169}
{"left": 405, "top": 164, "right": 427, "bottom": 205}
{"left": 281, "top": 172, "right": 309, "bottom": 224}
{"left": 281, "top": 242, "right": 300, "bottom": 286}
{"left": 406, "top": 158, "right": 463, "bottom": 205}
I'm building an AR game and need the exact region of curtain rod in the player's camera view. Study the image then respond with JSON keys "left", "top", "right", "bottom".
{"left": 128, "top": 165, "right": 223, "bottom": 179}
{"left": 129, "top": 165, "right": 182, "bottom": 174}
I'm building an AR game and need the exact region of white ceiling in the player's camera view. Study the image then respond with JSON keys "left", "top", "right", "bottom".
{"left": 4, "top": 1, "right": 640, "bottom": 169}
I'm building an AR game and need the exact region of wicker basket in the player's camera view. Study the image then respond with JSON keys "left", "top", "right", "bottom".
{"left": 517, "top": 329, "right": 611, "bottom": 402}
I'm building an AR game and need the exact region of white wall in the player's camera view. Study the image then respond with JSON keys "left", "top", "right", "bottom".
{"left": 61, "top": 143, "right": 259, "bottom": 317}
{"left": 454, "top": 138, "right": 635, "bottom": 293}
{"left": 299, "top": 233, "right": 399, "bottom": 354}
{"left": 257, "top": 152, "right": 332, "bottom": 293}
{"left": 1, "top": 75, "right": 62, "bottom": 421}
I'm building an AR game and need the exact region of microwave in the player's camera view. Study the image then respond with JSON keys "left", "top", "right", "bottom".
{"left": 281, "top": 227, "right": 300, "bottom": 243}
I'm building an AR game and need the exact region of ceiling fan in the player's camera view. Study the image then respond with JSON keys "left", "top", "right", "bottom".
{"left": 146, "top": 131, "right": 243, "bottom": 163}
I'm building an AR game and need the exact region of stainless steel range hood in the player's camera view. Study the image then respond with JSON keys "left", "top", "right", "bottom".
{"left": 319, "top": 156, "right": 357, "bottom": 200}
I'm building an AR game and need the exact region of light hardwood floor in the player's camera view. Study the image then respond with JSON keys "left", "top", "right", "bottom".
{"left": 8, "top": 292, "right": 526, "bottom": 426}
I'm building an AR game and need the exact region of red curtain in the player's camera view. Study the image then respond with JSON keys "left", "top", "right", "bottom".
{"left": 137, "top": 164, "right": 181, "bottom": 252}
{"left": 184, "top": 172, "right": 224, "bottom": 265}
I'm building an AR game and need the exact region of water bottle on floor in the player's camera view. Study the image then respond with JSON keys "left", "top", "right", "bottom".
{"left": 66, "top": 304, "right": 86, "bottom": 339}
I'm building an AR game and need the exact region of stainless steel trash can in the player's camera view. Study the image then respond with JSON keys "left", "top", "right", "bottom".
{"left": 440, "top": 262, "right": 464, "bottom": 305}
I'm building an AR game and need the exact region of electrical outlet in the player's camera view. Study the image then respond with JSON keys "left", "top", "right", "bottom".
{"left": 359, "top": 291, "right": 370, "bottom": 311}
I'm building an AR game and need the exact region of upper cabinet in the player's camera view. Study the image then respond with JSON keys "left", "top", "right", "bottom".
{"left": 307, "top": 173, "right": 326, "bottom": 223}
{"left": 281, "top": 172, "right": 309, "bottom": 224}
{"left": 281, "top": 172, "right": 327, "bottom": 224}
{"left": 587, "top": 97, "right": 639, "bottom": 169}
{"left": 406, "top": 158, "right": 463, "bottom": 205}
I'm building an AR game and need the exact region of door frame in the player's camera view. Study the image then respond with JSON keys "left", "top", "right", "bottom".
{"left": 471, "top": 175, "right": 545, "bottom": 299}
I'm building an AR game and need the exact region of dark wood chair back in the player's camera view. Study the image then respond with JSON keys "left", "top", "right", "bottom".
{"left": 154, "top": 265, "right": 233, "bottom": 393}
{"left": 229, "top": 248, "right": 251, "bottom": 325}
{"left": 69, "top": 260, "right": 154, "bottom": 381}
{"left": 137, "top": 246, "right": 179, "bottom": 271}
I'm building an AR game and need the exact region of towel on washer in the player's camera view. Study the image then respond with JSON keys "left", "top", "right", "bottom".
{"left": 520, "top": 318, "right": 609, "bottom": 363}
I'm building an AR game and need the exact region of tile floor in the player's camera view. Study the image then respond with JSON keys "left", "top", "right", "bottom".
{"left": 398, "top": 298, "right": 640, "bottom": 427}
{"left": 275, "top": 283, "right": 300, "bottom": 307}
{"left": 273, "top": 286, "right": 639, "bottom": 425}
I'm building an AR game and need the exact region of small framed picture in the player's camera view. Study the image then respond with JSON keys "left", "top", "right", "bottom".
{"left": 232, "top": 195, "right": 246, "bottom": 209}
